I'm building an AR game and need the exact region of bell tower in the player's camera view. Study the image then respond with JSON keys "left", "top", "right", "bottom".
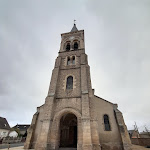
{"left": 43, "top": 23, "right": 100, "bottom": 150}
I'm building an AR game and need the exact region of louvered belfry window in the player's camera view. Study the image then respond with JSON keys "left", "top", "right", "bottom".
{"left": 66, "top": 76, "right": 73, "bottom": 89}
{"left": 74, "top": 42, "right": 78, "bottom": 50}
{"left": 72, "top": 56, "right": 75, "bottom": 64}
{"left": 67, "top": 57, "right": 71, "bottom": 65}
{"left": 66, "top": 43, "right": 70, "bottom": 51}
{"left": 104, "top": 114, "right": 111, "bottom": 131}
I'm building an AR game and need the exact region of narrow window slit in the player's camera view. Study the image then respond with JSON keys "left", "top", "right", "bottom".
{"left": 66, "top": 76, "right": 73, "bottom": 89}
{"left": 104, "top": 114, "right": 111, "bottom": 131}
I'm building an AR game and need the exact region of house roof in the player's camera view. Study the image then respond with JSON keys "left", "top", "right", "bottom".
{"left": 0, "top": 117, "right": 10, "bottom": 130}
{"left": 13, "top": 124, "right": 30, "bottom": 131}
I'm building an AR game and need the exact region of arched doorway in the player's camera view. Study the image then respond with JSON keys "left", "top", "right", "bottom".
{"left": 59, "top": 113, "right": 77, "bottom": 148}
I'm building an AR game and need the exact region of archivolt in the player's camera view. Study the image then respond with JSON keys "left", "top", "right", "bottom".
{"left": 53, "top": 108, "right": 81, "bottom": 122}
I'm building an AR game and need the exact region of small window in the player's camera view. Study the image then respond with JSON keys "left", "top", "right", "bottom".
{"left": 66, "top": 43, "right": 70, "bottom": 51}
{"left": 66, "top": 76, "right": 73, "bottom": 89}
{"left": 74, "top": 42, "right": 78, "bottom": 50}
{"left": 72, "top": 56, "right": 75, "bottom": 64}
{"left": 67, "top": 57, "right": 71, "bottom": 65}
{"left": 104, "top": 114, "right": 111, "bottom": 131}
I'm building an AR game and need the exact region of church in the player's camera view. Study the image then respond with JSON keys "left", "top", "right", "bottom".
{"left": 24, "top": 24, "right": 131, "bottom": 150}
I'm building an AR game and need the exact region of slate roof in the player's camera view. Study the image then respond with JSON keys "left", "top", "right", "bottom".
{"left": 71, "top": 24, "right": 78, "bottom": 32}
{"left": 128, "top": 130, "right": 134, "bottom": 133}
{"left": 0, "top": 117, "right": 10, "bottom": 130}
{"left": 13, "top": 124, "right": 30, "bottom": 131}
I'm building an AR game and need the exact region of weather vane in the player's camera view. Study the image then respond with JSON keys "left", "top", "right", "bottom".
{"left": 74, "top": 20, "right": 76, "bottom": 24}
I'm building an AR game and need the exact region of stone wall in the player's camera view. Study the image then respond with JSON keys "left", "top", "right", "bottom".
{"left": 54, "top": 98, "right": 81, "bottom": 115}
{"left": 92, "top": 96, "right": 122, "bottom": 146}
{"left": 131, "top": 138, "right": 150, "bottom": 147}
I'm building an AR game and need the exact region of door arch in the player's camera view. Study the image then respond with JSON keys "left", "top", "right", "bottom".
{"left": 59, "top": 113, "right": 77, "bottom": 148}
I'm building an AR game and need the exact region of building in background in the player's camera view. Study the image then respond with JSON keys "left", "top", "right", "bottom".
{"left": 24, "top": 24, "right": 131, "bottom": 150}
{"left": 139, "top": 132, "right": 150, "bottom": 138}
{"left": 13, "top": 124, "right": 30, "bottom": 137}
{"left": 0, "top": 117, "right": 10, "bottom": 139}
{"left": 128, "top": 130, "right": 140, "bottom": 139}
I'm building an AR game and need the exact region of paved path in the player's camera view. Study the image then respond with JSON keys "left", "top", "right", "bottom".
{"left": 0, "top": 144, "right": 149, "bottom": 150}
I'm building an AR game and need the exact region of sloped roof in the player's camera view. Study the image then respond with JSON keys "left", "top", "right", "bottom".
{"left": 0, "top": 117, "right": 10, "bottom": 130}
{"left": 94, "top": 95, "right": 114, "bottom": 105}
{"left": 13, "top": 124, "right": 30, "bottom": 131}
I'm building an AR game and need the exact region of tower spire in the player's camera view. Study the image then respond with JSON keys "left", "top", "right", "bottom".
{"left": 71, "top": 20, "right": 78, "bottom": 32}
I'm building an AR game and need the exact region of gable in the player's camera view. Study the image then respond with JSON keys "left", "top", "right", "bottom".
{"left": 0, "top": 117, "right": 10, "bottom": 130}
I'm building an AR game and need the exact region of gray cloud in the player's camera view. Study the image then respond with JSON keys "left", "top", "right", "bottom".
{"left": 0, "top": 0, "right": 150, "bottom": 131}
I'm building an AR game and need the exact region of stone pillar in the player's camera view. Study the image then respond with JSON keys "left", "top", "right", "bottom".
{"left": 86, "top": 64, "right": 101, "bottom": 150}
{"left": 81, "top": 63, "right": 92, "bottom": 150}
{"left": 114, "top": 108, "right": 132, "bottom": 150}
{"left": 81, "top": 94, "right": 92, "bottom": 149}
{"left": 90, "top": 120, "right": 101, "bottom": 150}
{"left": 35, "top": 96, "right": 54, "bottom": 150}
{"left": 77, "top": 118, "right": 83, "bottom": 150}
{"left": 47, "top": 118, "right": 60, "bottom": 150}
{"left": 24, "top": 112, "right": 39, "bottom": 149}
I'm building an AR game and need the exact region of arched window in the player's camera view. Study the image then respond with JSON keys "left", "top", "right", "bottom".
{"left": 66, "top": 76, "right": 73, "bottom": 89}
{"left": 72, "top": 56, "right": 75, "bottom": 64}
{"left": 104, "top": 114, "right": 111, "bottom": 131}
{"left": 66, "top": 43, "right": 70, "bottom": 51}
{"left": 74, "top": 42, "right": 78, "bottom": 50}
{"left": 67, "top": 57, "right": 71, "bottom": 65}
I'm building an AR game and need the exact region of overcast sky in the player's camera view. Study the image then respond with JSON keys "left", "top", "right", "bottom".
{"left": 0, "top": 0, "right": 150, "bottom": 132}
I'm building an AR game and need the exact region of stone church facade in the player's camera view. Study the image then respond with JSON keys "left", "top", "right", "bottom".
{"left": 24, "top": 24, "right": 131, "bottom": 150}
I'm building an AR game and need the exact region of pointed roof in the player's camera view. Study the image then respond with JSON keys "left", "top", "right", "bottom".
{"left": 0, "top": 117, "right": 10, "bottom": 130}
{"left": 71, "top": 24, "right": 78, "bottom": 32}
